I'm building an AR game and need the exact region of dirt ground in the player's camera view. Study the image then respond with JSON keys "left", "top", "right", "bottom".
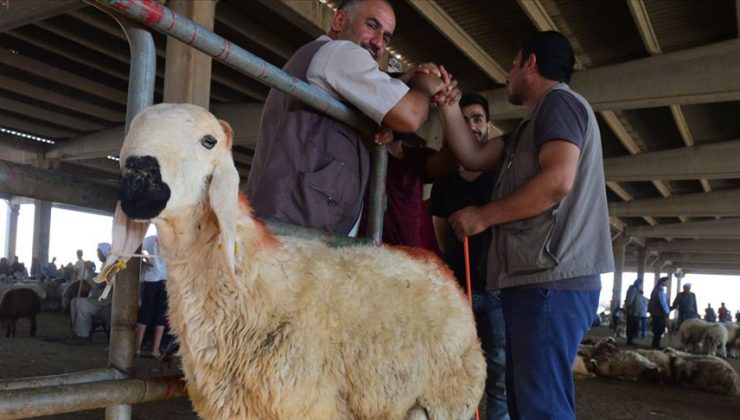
{"left": 1, "top": 313, "right": 739, "bottom": 419}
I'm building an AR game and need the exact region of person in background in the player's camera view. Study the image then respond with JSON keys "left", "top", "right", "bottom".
{"left": 624, "top": 277, "right": 643, "bottom": 345}
{"left": 135, "top": 235, "right": 168, "bottom": 358}
{"left": 649, "top": 276, "right": 670, "bottom": 349}
{"left": 640, "top": 294, "right": 650, "bottom": 338}
{"left": 67, "top": 243, "right": 113, "bottom": 344}
{"left": 718, "top": 302, "right": 732, "bottom": 323}
{"left": 705, "top": 303, "right": 717, "bottom": 322}
{"left": 671, "top": 283, "right": 697, "bottom": 329}
{"left": 429, "top": 92, "right": 508, "bottom": 420}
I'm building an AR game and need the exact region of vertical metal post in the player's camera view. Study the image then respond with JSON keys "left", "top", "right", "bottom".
{"left": 104, "top": 18, "right": 156, "bottom": 420}
{"left": 4, "top": 202, "right": 19, "bottom": 259}
{"left": 366, "top": 145, "right": 387, "bottom": 244}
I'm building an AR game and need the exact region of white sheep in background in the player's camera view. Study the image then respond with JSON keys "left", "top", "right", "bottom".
{"left": 678, "top": 318, "right": 713, "bottom": 353}
{"left": 98, "top": 104, "right": 485, "bottom": 420}
{"left": 702, "top": 323, "right": 728, "bottom": 358}
{"left": 722, "top": 323, "right": 740, "bottom": 358}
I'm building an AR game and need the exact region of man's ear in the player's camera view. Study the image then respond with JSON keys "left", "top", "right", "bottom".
{"left": 330, "top": 9, "right": 348, "bottom": 34}
{"left": 525, "top": 53, "right": 538, "bottom": 75}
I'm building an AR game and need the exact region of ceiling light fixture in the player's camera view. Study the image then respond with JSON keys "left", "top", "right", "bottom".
{"left": 0, "top": 126, "right": 55, "bottom": 145}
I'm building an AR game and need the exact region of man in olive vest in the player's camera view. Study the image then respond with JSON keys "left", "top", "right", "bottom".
{"left": 436, "top": 31, "right": 613, "bottom": 419}
{"left": 246, "top": 0, "right": 446, "bottom": 236}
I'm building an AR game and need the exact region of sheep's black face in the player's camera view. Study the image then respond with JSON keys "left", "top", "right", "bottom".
{"left": 118, "top": 155, "right": 171, "bottom": 220}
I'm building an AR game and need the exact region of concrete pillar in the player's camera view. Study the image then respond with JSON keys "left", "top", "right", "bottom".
{"left": 31, "top": 200, "right": 51, "bottom": 272}
{"left": 636, "top": 246, "right": 647, "bottom": 280}
{"left": 4, "top": 202, "right": 19, "bottom": 259}
{"left": 666, "top": 271, "right": 674, "bottom": 306}
{"left": 612, "top": 235, "right": 628, "bottom": 309}
{"left": 163, "top": 0, "right": 217, "bottom": 108}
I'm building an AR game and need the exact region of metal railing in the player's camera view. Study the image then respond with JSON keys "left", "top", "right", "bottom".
{"left": 0, "top": 0, "right": 390, "bottom": 418}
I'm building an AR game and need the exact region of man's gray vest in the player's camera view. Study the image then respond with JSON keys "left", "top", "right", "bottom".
{"left": 245, "top": 40, "right": 370, "bottom": 234}
{"left": 487, "top": 83, "right": 614, "bottom": 290}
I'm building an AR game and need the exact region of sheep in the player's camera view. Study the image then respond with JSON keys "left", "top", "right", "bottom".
{"left": 0, "top": 287, "right": 41, "bottom": 337}
{"left": 702, "top": 323, "right": 728, "bottom": 358}
{"left": 678, "top": 318, "right": 713, "bottom": 353}
{"left": 723, "top": 323, "right": 740, "bottom": 358}
{"left": 663, "top": 348, "right": 740, "bottom": 396}
{"left": 585, "top": 337, "right": 661, "bottom": 382}
{"left": 97, "top": 103, "right": 486, "bottom": 420}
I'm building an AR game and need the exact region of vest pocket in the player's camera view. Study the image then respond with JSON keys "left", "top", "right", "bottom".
{"left": 499, "top": 212, "right": 559, "bottom": 274}
{"left": 292, "top": 158, "right": 348, "bottom": 230}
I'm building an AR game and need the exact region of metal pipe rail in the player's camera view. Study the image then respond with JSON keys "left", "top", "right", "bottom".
{"left": 86, "top": 0, "right": 387, "bottom": 243}
{"left": 0, "top": 375, "right": 186, "bottom": 419}
{"left": 0, "top": 368, "right": 123, "bottom": 392}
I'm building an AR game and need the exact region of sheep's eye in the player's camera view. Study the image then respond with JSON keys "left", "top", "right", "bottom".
{"left": 200, "top": 135, "right": 217, "bottom": 150}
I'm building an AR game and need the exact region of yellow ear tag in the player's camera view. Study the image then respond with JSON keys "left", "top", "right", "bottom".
{"left": 98, "top": 259, "right": 128, "bottom": 301}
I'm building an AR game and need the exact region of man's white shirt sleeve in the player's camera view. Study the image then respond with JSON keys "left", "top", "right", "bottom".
{"left": 306, "top": 36, "right": 409, "bottom": 125}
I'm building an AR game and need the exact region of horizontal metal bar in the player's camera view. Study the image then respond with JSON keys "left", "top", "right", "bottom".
{"left": 0, "top": 375, "right": 186, "bottom": 419}
{"left": 0, "top": 368, "right": 122, "bottom": 391}
{"left": 87, "top": 0, "right": 375, "bottom": 136}
{"left": 264, "top": 219, "right": 371, "bottom": 246}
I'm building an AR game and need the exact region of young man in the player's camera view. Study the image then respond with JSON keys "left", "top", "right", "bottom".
{"left": 246, "top": 0, "right": 445, "bottom": 236}
{"left": 435, "top": 31, "right": 613, "bottom": 419}
{"left": 429, "top": 92, "right": 508, "bottom": 420}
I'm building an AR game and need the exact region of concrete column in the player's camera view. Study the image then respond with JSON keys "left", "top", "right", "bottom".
{"left": 4, "top": 202, "right": 19, "bottom": 259}
{"left": 636, "top": 246, "right": 647, "bottom": 280}
{"left": 163, "top": 0, "right": 217, "bottom": 108}
{"left": 667, "top": 271, "right": 674, "bottom": 306}
{"left": 31, "top": 200, "right": 51, "bottom": 271}
{"left": 612, "top": 235, "right": 628, "bottom": 309}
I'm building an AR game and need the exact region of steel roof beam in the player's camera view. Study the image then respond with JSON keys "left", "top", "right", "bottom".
{"left": 625, "top": 219, "right": 740, "bottom": 239}
{"left": 486, "top": 39, "right": 740, "bottom": 119}
{"left": 604, "top": 139, "right": 740, "bottom": 182}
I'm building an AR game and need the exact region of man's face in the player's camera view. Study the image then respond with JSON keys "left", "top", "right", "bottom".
{"left": 506, "top": 51, "right": 526, "bottom": 105}
{"left": 337, "top": 1, "right": 395, "bottom": 61}
{"left": 461, "top": 104, "right": 489, "bottom": 143}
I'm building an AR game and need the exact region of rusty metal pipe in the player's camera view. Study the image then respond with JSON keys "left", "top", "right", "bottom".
{"left": 0, "top": 375, "right": 186, "bottom": 419}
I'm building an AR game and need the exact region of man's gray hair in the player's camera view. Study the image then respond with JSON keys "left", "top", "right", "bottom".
{"left": 337, "top": 0, "right": 392, "bottom": 17}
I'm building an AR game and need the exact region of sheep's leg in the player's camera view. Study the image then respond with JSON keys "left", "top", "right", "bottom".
{"left": 405, "top": 405, "right": 428, "bottom": 420}
{"left": 30, "top": 314, "right": 37, "bottom": 337}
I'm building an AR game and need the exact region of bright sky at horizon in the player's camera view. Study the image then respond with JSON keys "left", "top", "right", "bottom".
{"left": 2, "top": 201, "right": 739, "bottom": 316}
{"left": 1, "top": 202, "right": 155, "bottom": 269}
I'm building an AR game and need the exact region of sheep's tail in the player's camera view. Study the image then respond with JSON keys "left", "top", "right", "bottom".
{"left": 462, "top": 237, "right": 480, "bottom": 420}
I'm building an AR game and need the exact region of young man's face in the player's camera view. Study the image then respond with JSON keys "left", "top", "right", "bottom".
{"left": 337, "top": 1, "right": 395, "bottom": 61}
{"left": 461, "top": 104, "right": 489, "bottom": 143}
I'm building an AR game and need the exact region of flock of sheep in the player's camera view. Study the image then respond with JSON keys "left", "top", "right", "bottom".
{"left": 572, "top": 320, "right": 740, "bottom": 396}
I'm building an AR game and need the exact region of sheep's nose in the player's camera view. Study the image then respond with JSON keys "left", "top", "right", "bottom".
{"left": 118, "top": 155, "right": 171, "bottom": 220}
{"left": 124, "top": 155, "right": 160, "bottom": 175}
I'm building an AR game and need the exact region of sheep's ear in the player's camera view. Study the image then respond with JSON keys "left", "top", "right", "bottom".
{"left": 209, "top": 120, "right": 238, "bottom": 274}
{"left": 94, "top": 201, "right": 148, "bottom": 284}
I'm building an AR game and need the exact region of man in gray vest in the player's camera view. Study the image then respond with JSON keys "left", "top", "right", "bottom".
{"left": 246, "top": 0, "right": 445, "bottom": 235}
{"left": 436, "top": 31, "right": 613, "bottom": 419}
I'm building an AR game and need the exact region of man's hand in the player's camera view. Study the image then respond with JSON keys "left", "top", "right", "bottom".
{"left": 431, "top": 65, "right": 460, "bottom": 107}
{"left": 398, "top": 62, "right": 441, "bottom": 83}
{"left": 449, "top": 206, "right": 489, "bottom": 241}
